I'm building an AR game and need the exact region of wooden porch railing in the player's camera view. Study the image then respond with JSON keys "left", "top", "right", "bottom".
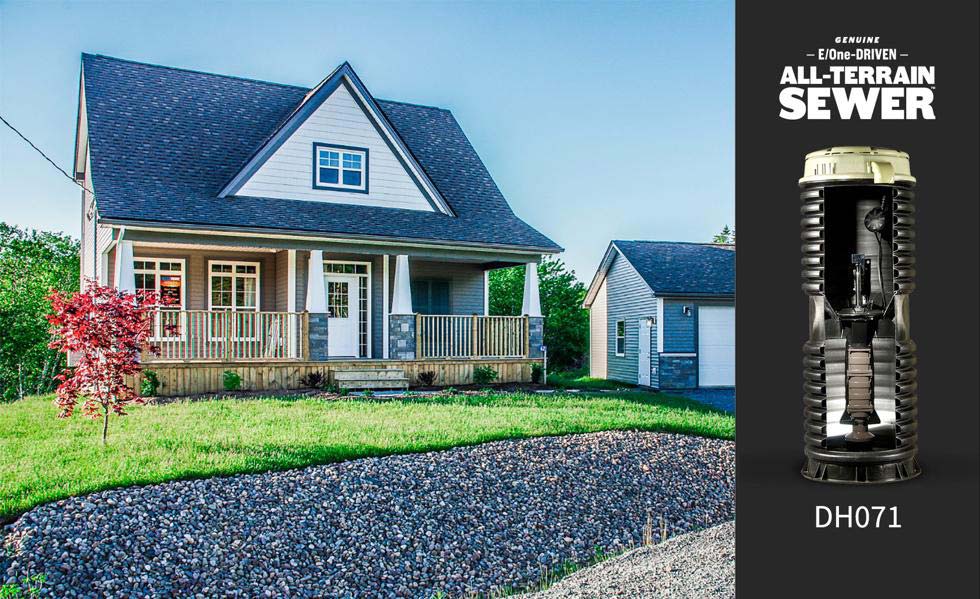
{"left": 147, "top": 310, "right": 305, "bottom": 362}
{"left": 416, "top": 314, "right": 528, "bottom": 359}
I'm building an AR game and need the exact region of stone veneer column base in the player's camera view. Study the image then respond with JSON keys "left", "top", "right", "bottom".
{"left": 388, "top": 314, "right": 416, "bottom": 360}
{"left": 527, "top": 316, "right": 545, "bottom": 359}
{"left": 307, "top": 313, "right": 329, "bottom": 361}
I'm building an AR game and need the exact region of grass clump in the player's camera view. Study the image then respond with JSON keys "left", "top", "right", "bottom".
{"left": 547, "top": 368, "right": 633, "bottom": 391}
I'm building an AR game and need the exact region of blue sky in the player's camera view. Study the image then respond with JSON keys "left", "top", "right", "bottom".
{"left": 0, "top": 0, "right": 733, "bottom": 281}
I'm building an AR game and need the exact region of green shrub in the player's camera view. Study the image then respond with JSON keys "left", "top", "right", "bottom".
{"left": 473, "top": 365, "right": 498, "bottom": 385}
{"left": 222, "top": 370, "right": 242, "bottom": 392}
{"left": 140, "top": 370, "right": 160, "bottom": 396}
{"left": 299, "top": 371, "right": 326, "bottom": 389}
{"left": 531, "top": 363, "right": 543, "bottom": 384}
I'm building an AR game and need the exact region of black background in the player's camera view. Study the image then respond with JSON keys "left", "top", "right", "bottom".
{"left": 735, "top": 2, "right": 979, "bottom": 596}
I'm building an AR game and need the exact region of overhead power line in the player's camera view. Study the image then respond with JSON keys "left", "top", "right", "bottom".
{"left": 0, "top": 113, "right": 94, "bottom": 195}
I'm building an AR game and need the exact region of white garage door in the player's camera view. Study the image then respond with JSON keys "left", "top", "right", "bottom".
{"left": 698, "top": 306, "right": 735, "bottom": 387}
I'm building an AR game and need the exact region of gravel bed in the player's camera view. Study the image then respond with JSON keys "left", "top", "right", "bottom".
{"left": 520, "top": 521, "right": 735, "bottom": 598}
{"left": 2, "top": 431, "right": 734, "bottom": 598}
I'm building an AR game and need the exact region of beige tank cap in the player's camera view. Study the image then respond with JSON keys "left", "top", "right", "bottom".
{"left": 799, "top": 146, "right": 915, "bottom": 185}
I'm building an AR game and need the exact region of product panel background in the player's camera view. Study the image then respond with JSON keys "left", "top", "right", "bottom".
{"left": 735, "top": 1, "right": 979, "bottom": 597}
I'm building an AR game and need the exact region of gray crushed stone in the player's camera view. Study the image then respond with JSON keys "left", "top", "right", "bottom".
{"left": 520, "top": 520, "right": 735, "bottom": 598}
{"left": 2, "top": 431, "right": 734, "bottom": 598}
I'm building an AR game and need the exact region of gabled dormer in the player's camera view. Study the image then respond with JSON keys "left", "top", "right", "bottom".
{"left": 219, "top": 63, "right": 453, "bottom": 215}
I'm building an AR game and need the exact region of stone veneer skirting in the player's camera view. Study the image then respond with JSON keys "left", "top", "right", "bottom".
{"left": 659, "top": 355, "right": 697, "bottom": 389}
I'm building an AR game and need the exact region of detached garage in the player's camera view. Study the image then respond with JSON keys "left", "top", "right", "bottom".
{"left": 583, "top": 241, "right": 735, "bottom": 389}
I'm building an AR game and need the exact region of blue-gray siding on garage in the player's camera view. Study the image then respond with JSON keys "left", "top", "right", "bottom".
{"left": 658, "top": 297, "right": 735, "bottom": 389}
{"left": 605, "top": 253, "right": 658, "bottom": 386}
{"left": 662, "top": 300, "right": 697, "bottom": 353}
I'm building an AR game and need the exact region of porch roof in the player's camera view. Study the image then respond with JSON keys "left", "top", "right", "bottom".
{"left": 81, "top": 54, "right": 562, "bottom": 254}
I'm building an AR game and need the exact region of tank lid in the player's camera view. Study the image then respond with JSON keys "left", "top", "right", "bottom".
{"left": 799, "top": 146, "right": 915, "bottom": 185}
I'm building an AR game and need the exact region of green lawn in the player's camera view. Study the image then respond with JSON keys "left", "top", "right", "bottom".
{"left": 0, "top": 391, "right": 733, "bottom": 520}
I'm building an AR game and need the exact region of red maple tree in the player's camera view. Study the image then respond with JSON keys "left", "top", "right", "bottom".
{"left": 46, "top": 282, "right": 161, "bottom": 443}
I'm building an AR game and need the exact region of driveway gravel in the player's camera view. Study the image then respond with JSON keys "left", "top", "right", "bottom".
{"left": 520, "top": 521, "right": 735, "bottom": 598}
{"left": 2, "top": 431, "right": 734, "bottom": 598}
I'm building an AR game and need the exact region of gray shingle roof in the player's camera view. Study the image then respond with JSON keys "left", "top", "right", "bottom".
{"left": 614, "top": 241, "right": 735, "bottom": 296}
{"left": 81, "top": 54, "right": 560, "bottom": 252}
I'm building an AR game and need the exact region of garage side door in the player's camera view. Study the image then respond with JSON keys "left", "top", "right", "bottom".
{"left": 698, "top": 305, "right": 735, "bottom": 387}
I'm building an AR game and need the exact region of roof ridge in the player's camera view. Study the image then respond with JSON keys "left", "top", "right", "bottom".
{"left": 614, "top": 239, "right": 721, "bottom": 245}
{"left": 376, "top": 97, "right": 450, "bottom": 112}
{"left": 82, "top": 53, "right": 310, "bottom": 91}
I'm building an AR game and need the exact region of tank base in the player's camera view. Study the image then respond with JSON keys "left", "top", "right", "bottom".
{"left": 801, "top": 455, "right": 921, "bottom": 484}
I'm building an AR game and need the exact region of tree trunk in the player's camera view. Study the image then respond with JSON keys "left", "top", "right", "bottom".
{"left": 102, "top": 407, "right": 109, "bottom": 445}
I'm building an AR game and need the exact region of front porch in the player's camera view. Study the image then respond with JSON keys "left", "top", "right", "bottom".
{"left": 106, "top": 234, "right": 545, "bottom": 393}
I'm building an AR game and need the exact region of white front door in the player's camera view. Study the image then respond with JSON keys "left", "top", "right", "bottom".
{"left": 638, "top": 318, "right": 652, "bottom": 386}
{"left": 698, "top": 305, "right": 735, "bottom": 386}
{"left": 326, "top": 274, "right": 359, "bottom": 357}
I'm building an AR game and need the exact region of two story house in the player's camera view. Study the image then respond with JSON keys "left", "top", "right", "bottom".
{"left": 75, "top": 54, "right": 560, "bottom": 394}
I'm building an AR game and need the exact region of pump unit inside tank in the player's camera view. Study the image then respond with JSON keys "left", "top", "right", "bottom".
{"left": 799, "top": 147, "right": 920, "bottom": 484}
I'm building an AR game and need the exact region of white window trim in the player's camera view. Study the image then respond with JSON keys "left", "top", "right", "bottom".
{"left": 323, "top": 260, "right": 372, "bottom": 359}
{"left": 134, "top": 257, "right": 186, "bottom": 341}
{"left": 315, "top": 146, "right": 367, "bottom": 191}
{"left": 207, "top": 260, "right": 262, "bottom": 312}
{"left": 615, "top": 319, "right": 626, "bottom": 357}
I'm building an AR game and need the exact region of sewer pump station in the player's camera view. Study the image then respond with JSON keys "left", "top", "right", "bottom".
{"left": 799, "top": 147, "right": 920, "bottom": 484}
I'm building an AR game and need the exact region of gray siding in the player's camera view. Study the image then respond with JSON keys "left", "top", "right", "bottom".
{"left": 605, "top": 253, "right": 657, "bottom": 385}
{"left": 398, "top": 260, "right": 486, "bottom": 315}
{"left": 274, "top": 250, "right": 289, "bottom": 311}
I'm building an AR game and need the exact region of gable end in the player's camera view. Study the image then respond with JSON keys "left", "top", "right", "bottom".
{"left": 219, "top": 64, "right": 452, "bottom": 215}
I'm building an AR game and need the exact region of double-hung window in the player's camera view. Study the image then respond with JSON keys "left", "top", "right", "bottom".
{"left": 134, "top": 259, "right": 184, "bottom": 339}
{"left": 209, "top": 261, "right": 260, "bottom": 341}
{"left": 313, "top": 143, "right": 368, "bottom": 192}
{"left": 615, "top": 320, "right": 626, "bottom": 356}
{"left": 210, "top": 262, "right": 259, "bottom": 312}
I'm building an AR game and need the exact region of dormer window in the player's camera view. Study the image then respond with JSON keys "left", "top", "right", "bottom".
{"left": 313, "top": 143, "right": 368, "bottom": 193}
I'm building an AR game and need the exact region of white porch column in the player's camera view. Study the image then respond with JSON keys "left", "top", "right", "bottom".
{"left": 113, "top": 240, "right": 136, "bottom": 293}
{"left": 521, "top": 262, "right": 542, "bottom": 317}
{"left": 287, "top": 250, "right": 298, "bottom": 358}
{"left": 305, "top": 249, "right": 327, "bottom": 312}
{"left": 390, "top": 254, "right": 413, "bottom": 314}
{"left": 382, "top": 255, "right": 391, "bottom": 358}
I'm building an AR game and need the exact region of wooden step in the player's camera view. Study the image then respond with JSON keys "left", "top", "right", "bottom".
{"left": 333, "top": 369, "right": 406, "bottom": 381}
{"left": 331, "top": 367, "right": 409, "bottom": 391}
{"left": 337, "top": 378, "right": 410, "bottom": 391}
